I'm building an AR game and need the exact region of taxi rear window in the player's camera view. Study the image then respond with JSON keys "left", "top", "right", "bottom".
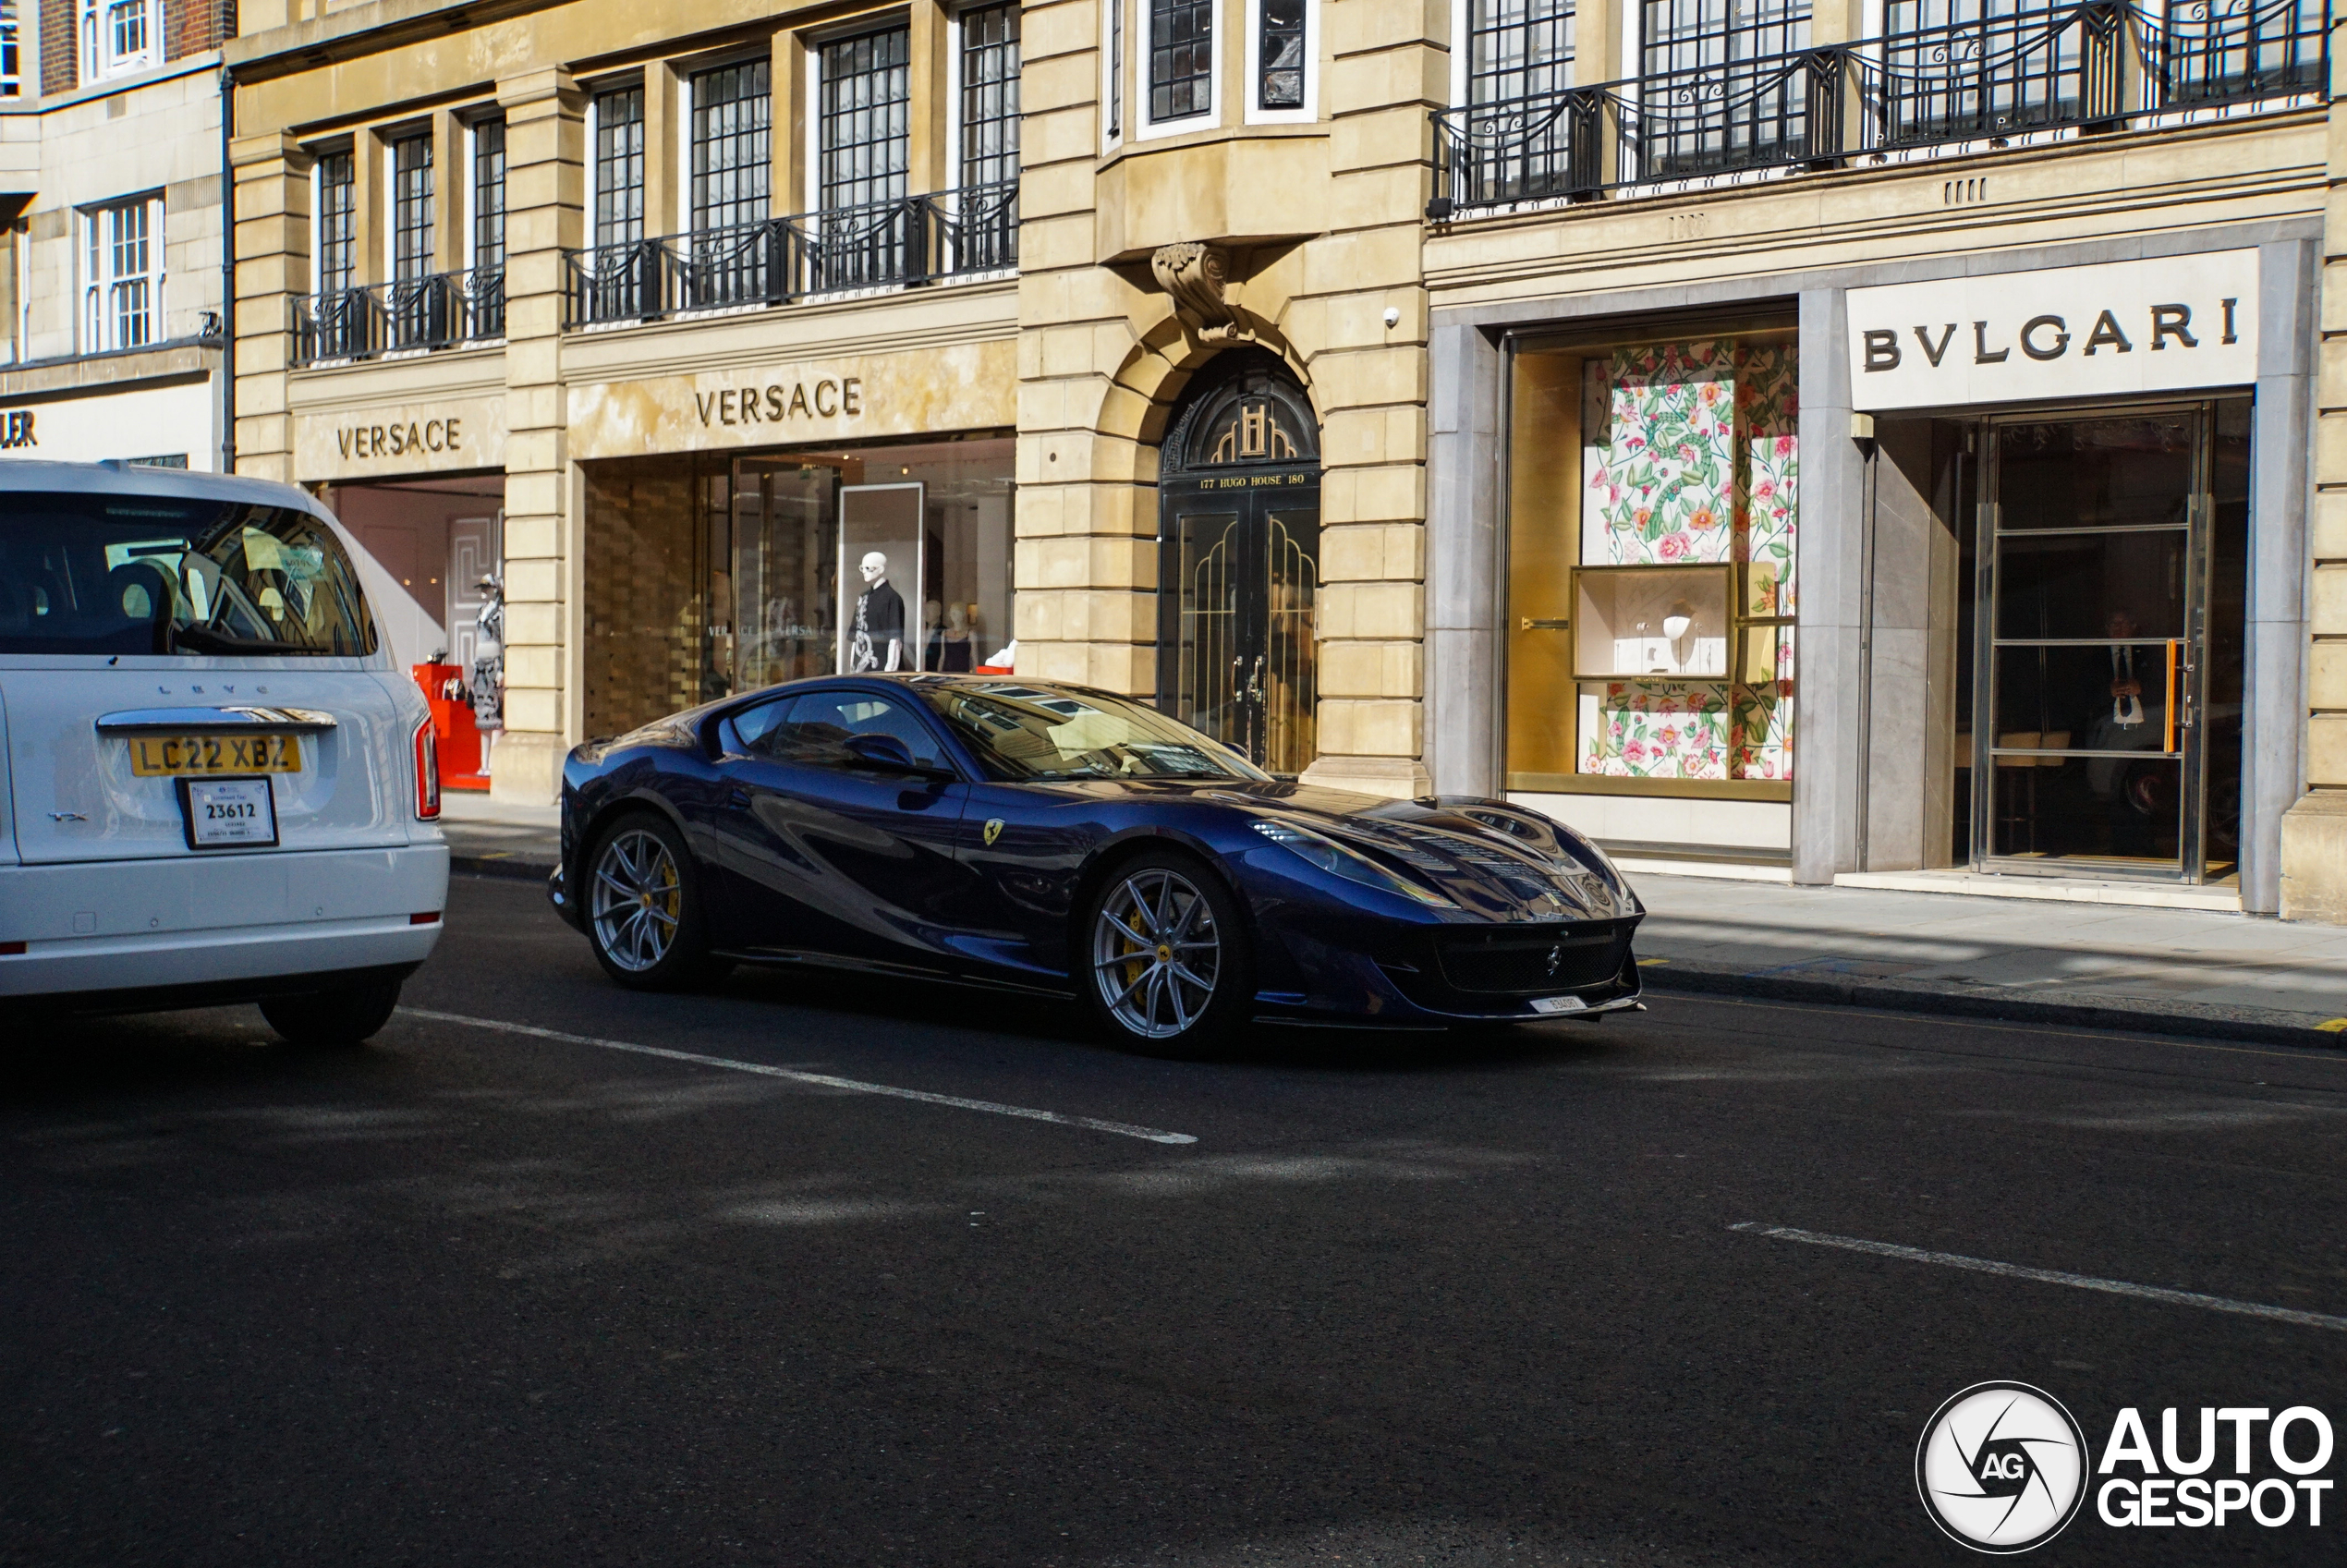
{"left": 0, "top": 492, "right": 377, "bottom": 657}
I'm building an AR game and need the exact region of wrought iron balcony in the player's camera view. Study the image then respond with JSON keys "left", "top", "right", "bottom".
{"left": 564, "top": 182, "right": 1018, "bottom": 330}
{"left": 1429, "top": 0, "right": 2325, "bottom": 216}
{"left": 293, "top": 269, "right": 505, "bottom": 365}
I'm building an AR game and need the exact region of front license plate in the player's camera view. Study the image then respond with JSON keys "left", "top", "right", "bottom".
{"left": 130, "top": 734, "right": 302, "bottom": 777}
{"left": 1529, "top": 994, "right": 1588, "bottom": 1015}
{"left": 178, "top": 776, "right": 279, "bottom": 850}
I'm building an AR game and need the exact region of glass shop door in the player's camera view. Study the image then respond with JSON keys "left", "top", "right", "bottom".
{"left": 729, "top": 458, "right": 840, "bottom": 691}
{"left": 1971, "top": 402, "right": 2247, "bottom": 881}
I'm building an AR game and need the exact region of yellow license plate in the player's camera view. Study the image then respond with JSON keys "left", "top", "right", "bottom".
{"left": 128, "top": 734, "right": 304, "bottom": 777}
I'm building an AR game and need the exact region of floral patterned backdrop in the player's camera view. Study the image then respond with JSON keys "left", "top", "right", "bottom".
{"left": 1579, "top": 338, "right": 1798, "bottom": 782}
{"left": 1586, "top": 342, "right": 1738, "bottom": 568}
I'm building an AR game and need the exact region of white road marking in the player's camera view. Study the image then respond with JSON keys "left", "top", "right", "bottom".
{"left": 398, "top": 1007, "right": 1198, "bottom": 1145}
{"left": 1732, "top": 1222, "right": 2347, "bottom": 1332}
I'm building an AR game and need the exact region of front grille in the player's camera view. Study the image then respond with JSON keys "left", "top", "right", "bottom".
{"left": 1436, "top": 924, "right": 1628, "bottom": 994}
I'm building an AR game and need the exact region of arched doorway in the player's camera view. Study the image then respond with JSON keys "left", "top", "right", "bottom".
{"left": 1156, "top": 352, "right": 1321, "bottom": 774}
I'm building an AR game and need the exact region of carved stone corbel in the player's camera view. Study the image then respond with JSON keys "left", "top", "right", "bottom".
{"left": 1150, "top": 242, "right": 1247, "bottom": 343}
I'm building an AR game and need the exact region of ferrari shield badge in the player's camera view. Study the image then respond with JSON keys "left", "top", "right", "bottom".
{"left": 983, "top": 818, "right": 1005, "bottom": 846}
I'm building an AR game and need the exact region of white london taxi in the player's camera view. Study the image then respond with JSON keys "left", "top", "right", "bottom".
{"left": 0, "top": 461, "right": 447, "bottom": 1044}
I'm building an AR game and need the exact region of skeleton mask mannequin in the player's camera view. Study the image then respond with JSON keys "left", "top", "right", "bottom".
{"left": 849, "top": 551, "right": 906, "bottom": 673}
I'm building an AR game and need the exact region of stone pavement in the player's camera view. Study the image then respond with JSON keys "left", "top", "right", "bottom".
{"left": 437, "top": 791, "right": 560, "bottom": 880}
{"left": 1631, "top": 872, "right": 2347, "bottom": 1047}
{"left": 429, "top": 795, "right": 2347, "bottom": 1047}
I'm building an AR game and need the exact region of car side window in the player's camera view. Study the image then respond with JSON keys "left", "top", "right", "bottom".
{"left": 730, "top": 699, "right": 797, "bottom": 758}
{"left": 782, "top": 691, "right": 949, "bottom": 772}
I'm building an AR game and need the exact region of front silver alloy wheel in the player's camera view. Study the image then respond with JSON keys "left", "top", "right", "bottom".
{"left": 1091, "top": 868, "right": 1221, "bottom": 1039}
{"left": 590, "top": 828, "right": 683, "bottom": 973}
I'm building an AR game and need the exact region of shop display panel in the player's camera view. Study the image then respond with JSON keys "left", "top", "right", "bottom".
{"left": 1505, "top": 329, "right": 1798, "bottom": 795}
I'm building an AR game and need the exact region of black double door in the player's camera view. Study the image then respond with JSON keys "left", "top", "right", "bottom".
{"left": 1159, "top": 475, "right": 1321, "bottom": 775}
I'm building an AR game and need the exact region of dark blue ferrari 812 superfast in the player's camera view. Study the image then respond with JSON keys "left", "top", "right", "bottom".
{"left": 548, "top": 675, "right": 1644, "bottom": 1051}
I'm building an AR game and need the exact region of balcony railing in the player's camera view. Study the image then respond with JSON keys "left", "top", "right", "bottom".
{"left": 565, "top": 182, "right": 1018, "bottom": 329}
{"left": 1430, "top": 0, "right": 2325, "bottom": 215}
{"left": 294, "top": 269, "right": 505, "bottom": 365}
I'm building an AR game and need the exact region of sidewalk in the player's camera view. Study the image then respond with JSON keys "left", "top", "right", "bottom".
{"left": 438, "top": 792, "right": 560, "bottom": 881}
{"left": 1631, "top": 872, "right": 2347, "bottom": 1048}
{"left": 431, "top": 796, "right": 2347, "bottom": 1048}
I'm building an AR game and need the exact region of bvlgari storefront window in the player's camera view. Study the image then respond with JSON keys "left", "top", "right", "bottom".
{"left": 583, "top": 434, "right": 1015, "bottom": 735}
{"left": 1507, "top": 322, "right": 1799, "bottom": 830}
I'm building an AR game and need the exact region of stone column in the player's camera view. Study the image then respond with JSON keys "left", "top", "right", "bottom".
{"left": 227, "top": 130, "right": 308, "bottom": 484}
{"left": 908, "top": 0, "right": 950, "bottom": 197}
{"left": 432, "top": 108, "right": 464, "bottom": 275}
{"left": 1295, "top": 0, "right": 1441, "bottom": 799}
{"left": 644, "top": 60, "right": 682, "bottom": 241}
{"left": 492, "top": 67, "right": 585, "bottom": 805}
{"left": 1793, "top": 286, "right": 1864, "bottom": 884}
{"left": 2279, "top": 35, "right": 2347, "bottom": 919}
{"left": 1013, "top": 0, "right": 1160, "bottom": 698}
{"left": 1424, "top": 318, "right": 1503, "bottom": 797}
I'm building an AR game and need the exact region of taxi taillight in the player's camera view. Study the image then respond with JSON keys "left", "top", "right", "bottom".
{"left": 414, "top": 716, "right": 441, "bottom": 820}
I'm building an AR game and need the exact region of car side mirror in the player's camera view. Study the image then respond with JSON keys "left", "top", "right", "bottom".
{"left": 843, "top": 732, "right": 944, "bottom": 776}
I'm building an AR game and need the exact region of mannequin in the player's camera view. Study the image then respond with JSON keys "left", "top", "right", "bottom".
{"left": 469, "top": 572, "right": 504, "bottom": 774}
{"left": 941, "top": 602, "right": 974, "bottom": 673}
{"left": 850, "top": 551, "right": 906, "bottom": 673}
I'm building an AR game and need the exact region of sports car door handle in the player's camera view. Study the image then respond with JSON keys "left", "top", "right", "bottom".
{"left": 727, "top": 787, "right": 752, "bottom": 808}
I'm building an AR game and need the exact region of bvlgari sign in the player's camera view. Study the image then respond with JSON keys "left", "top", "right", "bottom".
{"left": 1845, "top": 250, "right": 2259, "bottom": 411}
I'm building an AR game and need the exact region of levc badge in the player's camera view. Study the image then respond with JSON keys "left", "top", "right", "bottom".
{"left": 983, "top": 818, "right": 1004, "bottom": 846}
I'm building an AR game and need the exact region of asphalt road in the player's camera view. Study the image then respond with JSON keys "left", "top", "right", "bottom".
{"left": 4, "top": 873, "right": 2343, "bottom": 1566}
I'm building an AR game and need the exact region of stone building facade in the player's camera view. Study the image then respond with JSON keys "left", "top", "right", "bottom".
{"left": 1, "top": 0, "right": 235, "bottom": 472}
{"left": 220, "top": 0, "right": 2347, "bottom": 920}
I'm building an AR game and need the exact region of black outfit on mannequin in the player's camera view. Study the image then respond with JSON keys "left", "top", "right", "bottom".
{"left": 853, "top": 579, "right": 906, "bottom": 672}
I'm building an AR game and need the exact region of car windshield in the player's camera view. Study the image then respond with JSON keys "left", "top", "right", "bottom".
{"left": 919, "top": 683, "right": 1270, "bottom": 782}
{"left": 0, "top": 491, "right": 376, "bottom": 657}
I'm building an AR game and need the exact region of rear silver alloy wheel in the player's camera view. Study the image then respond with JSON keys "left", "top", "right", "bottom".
{"left": 590, "top": 827, "right": 683, "bottom": 973}
{"left": 1091, "top": 867, "right": 1222, "bottom": 1039}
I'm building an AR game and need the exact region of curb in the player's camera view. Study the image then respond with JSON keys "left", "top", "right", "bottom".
{"left": 1635, "top": 958, "right": 2347, "bottom": 1051}
{"left": 450, "top": 854, "right": 557, "bottom": 883}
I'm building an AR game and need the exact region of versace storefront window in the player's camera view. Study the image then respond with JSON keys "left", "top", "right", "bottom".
{"left": 583, "top": 434, "right": 1015, "bottom": 735}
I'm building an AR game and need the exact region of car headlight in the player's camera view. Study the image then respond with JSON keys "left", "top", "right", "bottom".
{"left": 1552, "top": 833, "right": 1637, "bottom": 913}
{"left": 1251, "top": 820, "right": 1456, "bottom": 907}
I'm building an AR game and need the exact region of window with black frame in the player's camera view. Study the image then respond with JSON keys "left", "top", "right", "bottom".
{"left": 472, "top": 119, "right": 505, "bottom": 273}
{"left": 688, "top": 59, "right": 772, "bottom": 305}
{"left": 821, "top": 29, "right": 911, "bottom": 212}
{"left": 1879, "top": 0, "right": 2110, "bottom": 144}
{"left": 472, "top": 116, "right": 506, "bottom": 335}
{"left": 959, "top": 3, "right": 1020, "bottom": 270}
{"left": 820, "top": 27, "right": 912, "bottom": 286}
{"left": 1469, "top": 0, "right": 1573, "bottom": 107}
{"left": 594, "top": 85, "right": 647, "bottom": 249}
{"left": 2159, "top": 0, "right": 2326, "bottom": 106}
{"left": 390, "top": 132, "right": 438, "bottom": 347}
{"left": 311, "top": 149, "right": 357, "bottom": 359}
{"left": 1149, "top": 0, "right": 1213, "bottom": 122}
{"left": 1636, "top": 0, "right": 1812, "bottom": 177}
{"left": 392, "top": 134, "right": 434, "bottom": 281}
{"left": 1108, "top": 0, "right": 1125, "bottom": 136}
{"left": 1464, "top": 0, "right": 1577, "bottom": 201}
{"left": 316, "top": 150, "right": 355, "bottom": 297}
{"left": 692, "top": 60, "right": 771, "bottom": 234}
{"left": 1258, "top": 0, "right": 1307, "bottom": 109}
